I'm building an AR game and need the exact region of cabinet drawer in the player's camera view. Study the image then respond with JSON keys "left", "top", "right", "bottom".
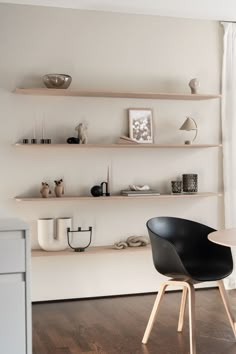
{"left": 0, "top": 277, "right": 26, "bottom": 354}
{"left": 0, "top": 238, "right": 25, "bottom": 273}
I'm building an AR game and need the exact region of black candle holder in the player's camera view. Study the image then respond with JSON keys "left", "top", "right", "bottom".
{"left": 67, "top": 226, "right": 93, "bottom": 252}
{"left": 182, "top": 174, "right": 198, "bottom": 193}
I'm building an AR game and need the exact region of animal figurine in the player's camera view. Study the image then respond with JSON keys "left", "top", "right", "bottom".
{"left": 189, "top": 78, "right": 200, "bottom": 94}
{"left": 54, "top": 179, "right": 64, "bottom": 197}
{"left": 40, "top": 182, "right": 51, "bottom": 198}
{"left": 75, "top": 122, "right": 88, "bottom": 144}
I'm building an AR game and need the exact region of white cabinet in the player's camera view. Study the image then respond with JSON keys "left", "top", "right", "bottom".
{"left": 0, "top": 219, "right": 31, "bottom": 354}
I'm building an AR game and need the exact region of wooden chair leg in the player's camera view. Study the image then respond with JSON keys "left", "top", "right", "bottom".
{"left": 187, "top": 283, "right": 196, "bottom": 354}
{"left": 177, "top": 286, "right": 188, "bottom": 332}
{"left": 218, "top": 280, "right": 236, "bottom": 337}
{"left": 142, "top": 282, "right": 168, "bottom": 344}
{"left": 142, "top": 279, "right": 196, "bottom": 354}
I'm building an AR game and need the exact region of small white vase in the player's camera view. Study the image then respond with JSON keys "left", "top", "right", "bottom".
{"left": 37, "top": 217, "right": 72, "bottom": 251}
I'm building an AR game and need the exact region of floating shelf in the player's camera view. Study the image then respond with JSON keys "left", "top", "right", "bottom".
{"left": 14, "top": 143, "right": 222, "bottom": 148}
{"left": 32, "top": 245, "right": 151, "bottom": 257}
{"left": 15, "top": 88, "right": 221, "bottom": 100}
{"left": 15, "top": 193, "right": 223, "bottom": 202}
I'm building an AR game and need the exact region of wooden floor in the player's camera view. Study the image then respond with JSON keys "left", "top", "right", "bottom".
{"left": 33, "top": 288, "right": 236, "bottom": 354}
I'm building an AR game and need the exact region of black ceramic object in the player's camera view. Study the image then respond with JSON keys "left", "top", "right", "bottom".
{"left": 91, "top": 185, "right": 102, "bottom": 197}
{"left": 90, "top": 182, "right": 110, "bottom": 197}
{"left": 67, "top": 137, "right": 80, "bottom": 144}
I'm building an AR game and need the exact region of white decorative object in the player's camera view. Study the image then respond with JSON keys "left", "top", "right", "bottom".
{"left": 129, "top": 184, "right": 150, "bottom": 191}
{"left": 75, "top": 122, "right": 88, "bottom": 144}
{"left": 37, "top": 217, "right": 72, "bottom": 251}
{"left": 189, "top": 78, "right": 200, "bottom": 94}
{"left": 126, "top": 236, "right": 149, "bottom": 247}
{"left": 114, "top": 241, "right": 128, "bottom": 250}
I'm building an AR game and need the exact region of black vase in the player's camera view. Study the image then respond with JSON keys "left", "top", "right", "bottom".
{"left": 90, "top": 185, "right": 102, "bottom": 197}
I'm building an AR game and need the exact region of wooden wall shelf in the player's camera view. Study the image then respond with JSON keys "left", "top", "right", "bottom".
{"left": 15, "top": 88, "right": 221, "bottom": 100}
{"left": 32, "top": 245, "right": 151, "bottom": 257}
{"left": 14, "top": 143, "right": 222, "bottom": 148}
{"left": 15, "top": 193, "right": 223, "bottom": 202}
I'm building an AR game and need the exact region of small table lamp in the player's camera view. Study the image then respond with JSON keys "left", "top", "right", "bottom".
{"left": 179, "top": 117, "right": 198, "bottom": 144}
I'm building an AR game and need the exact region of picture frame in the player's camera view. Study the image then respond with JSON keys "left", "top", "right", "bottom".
{"left": 128, "top": 108, "right": 153, "bottom": 143}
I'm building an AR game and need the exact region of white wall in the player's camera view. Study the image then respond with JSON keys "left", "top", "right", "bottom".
{"left": 0, "top": 4, "right": 224, "bottom": 300}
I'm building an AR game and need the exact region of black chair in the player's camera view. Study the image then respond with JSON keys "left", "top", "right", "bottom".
{"left": 142, "top": 216, "right": 235, "bottom": 354}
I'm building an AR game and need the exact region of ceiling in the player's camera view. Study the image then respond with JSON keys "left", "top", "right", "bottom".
{"left": 0, "top": 0, "right": 236, "bottom": 21}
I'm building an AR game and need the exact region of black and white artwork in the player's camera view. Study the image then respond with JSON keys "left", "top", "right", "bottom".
{"left": 128, "top": 108, "right": 153, "bottom": 143}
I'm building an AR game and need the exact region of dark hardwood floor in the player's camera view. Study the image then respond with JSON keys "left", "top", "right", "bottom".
{"left": 33, "top": 288, "right": 236, "bottom": 354}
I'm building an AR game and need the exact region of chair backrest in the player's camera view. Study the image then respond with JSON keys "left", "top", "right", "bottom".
{"left": 147, "top": 216, "right": 233, "bottom": 280}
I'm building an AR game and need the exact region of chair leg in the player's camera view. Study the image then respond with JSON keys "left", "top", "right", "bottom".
{"left": 142, "top": 282, "right": 168, "bottom": 344}
{"left": 187, "top": 283, "right": 196, "bottom": 354}
{"left": 142, "top": 280, "right": 196, "bottom": 354}
{"left": 177, "top": 286, "right": 188, "bottom": 332}
{"left": 217, "top": 280, "right": 236, "bottom": 337}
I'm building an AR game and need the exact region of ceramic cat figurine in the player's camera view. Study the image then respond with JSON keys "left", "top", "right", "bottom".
{"left": 40, "top": 182, "right": 51, "bottom": 198}
{"left": 54, "top": 179, "right": 64, "bottom": 197}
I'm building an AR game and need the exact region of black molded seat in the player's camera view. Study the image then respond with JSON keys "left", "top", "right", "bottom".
{"left": 147, "top": 216, "right": 233, "bottom": 282}
{"left": 142, "top": 217, "right": 235, "bottom": 354}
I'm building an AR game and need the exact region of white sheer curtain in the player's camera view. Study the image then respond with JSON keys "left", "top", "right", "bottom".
{"left": 222, "top": 22, "right": 236, "bottom": 228}
{"left": 222, "top": 22, "right": 236, "bottom": 287}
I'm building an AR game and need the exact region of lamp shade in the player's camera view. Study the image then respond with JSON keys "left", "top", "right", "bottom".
{"left": 179, "top": 117, "right": 197, "bottom": 131}
{"left": 179, "top": 117, "right": 198, "bottom": 144}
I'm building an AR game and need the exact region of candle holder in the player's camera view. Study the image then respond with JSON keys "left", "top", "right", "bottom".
{"left": 67, "top": 226, "right": 93, "bottom": 252}
{"left": 171, "top": 181, "right": 182, "bottom": 194}
{"left": 182, "top": 174, "right": 198, "bottom": 193}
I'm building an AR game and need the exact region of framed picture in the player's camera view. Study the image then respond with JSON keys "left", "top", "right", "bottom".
{"left": 128, "top": 108, "right": 153, "bottom": 143}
